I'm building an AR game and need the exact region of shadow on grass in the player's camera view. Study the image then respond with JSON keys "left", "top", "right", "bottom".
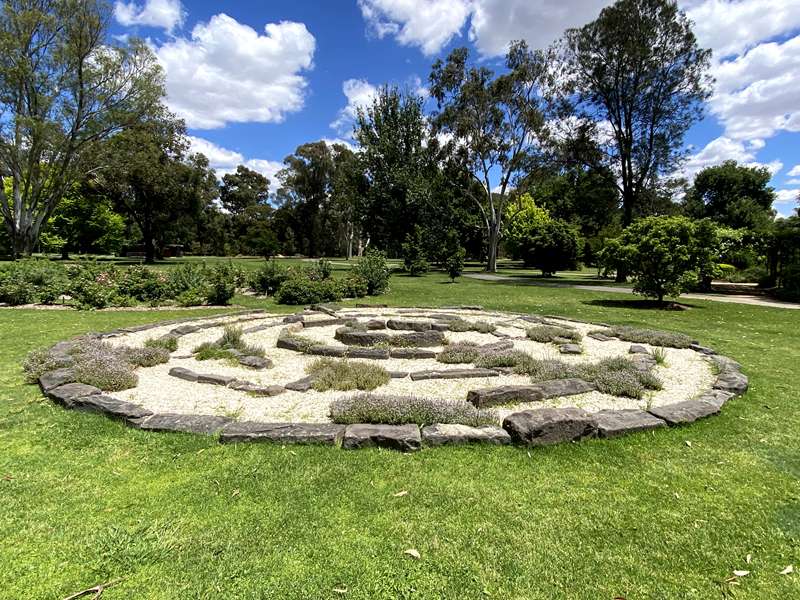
{"left": 582, "top": 298, "right": 705, "bottom": 311}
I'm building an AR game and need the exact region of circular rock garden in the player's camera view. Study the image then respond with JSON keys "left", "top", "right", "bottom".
{"left": 26, "top": 306, "right": 748, "bottom": 451}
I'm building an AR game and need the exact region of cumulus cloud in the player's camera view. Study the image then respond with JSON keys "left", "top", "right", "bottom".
{"left": 188, "top": 136, "right": 283, "bottom": 184}
{"left": 774, "top": 189, "right": 799, "bottom": 216}
{"left": 788, "top": 165, "right": 800, "bottom": 177}
{"left": 330, "top": 78, "right": 379, "bottom": 137}
{"left": 680, "top": 136, "right": 783, "bottom": 183}
{"left": 155, "top": 14, "right": 315, "bottom": 129}
{"left": 114, "top": 0, "right": 185, "bottom": 33}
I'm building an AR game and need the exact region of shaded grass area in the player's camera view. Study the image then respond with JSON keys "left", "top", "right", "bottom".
{"left": 1, "top": 274, "right": 799, "bottom": 598}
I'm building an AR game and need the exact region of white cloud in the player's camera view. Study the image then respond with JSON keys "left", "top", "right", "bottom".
{"left": 775, "top": 189, "right": 799, "bottom": 215}
{"left": 330, "top": 78, "right": 379, "bottom": 137}
{"left": 188, "top": 136, "right": 283, "bottom": 184}
{"left": 155, "top": 14, "right": 315, "bottom": 129}
{"left": 680, "top": 136, "right": 783, "bottom": 182}
{"left": 684, "top": 0, "right": 800, "bottom": 59}
{"left": 788, "top": 165, "right": 800, "bottom": 176}
{"left": 787, "top": 178, "right": 800, "bottom": 185}
{"left": 114, "top": 0, "right": 185, "bottom": 33}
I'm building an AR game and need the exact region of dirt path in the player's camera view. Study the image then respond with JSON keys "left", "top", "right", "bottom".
{"left": 465, "top": 273, "right": 800, "bottom": 310}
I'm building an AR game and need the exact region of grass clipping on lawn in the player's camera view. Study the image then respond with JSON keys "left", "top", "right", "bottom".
{"left": 306, "top": 358, "right": 390, "bottom": 392}
{"left": 330, "top": 393, "right": 499, "bottom": 426}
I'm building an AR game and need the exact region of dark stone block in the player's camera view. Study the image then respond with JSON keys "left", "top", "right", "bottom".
{"left": 502, "top": 408, "right": 597, "bottom": 446}
{"left": 391, "top": 330, "right": 445, "bottom": 347}
{"left": 711, "top": 355, "right": 742, "bottom": 372}
{"left": 629, "top": 354, "right": 657, "bottom": 372}
{"left": 480, "top": 340, "right": 515, "bottom": 353}
{"left": 72, "top": 395, "right": 153, "bottom": 421}
{"left": 169, "top": 367, "right": 198, "bottom": 382}
{"left": 285, "top": 375, "right": 316, "bottom": 392}
{"left": 366, "top": 319, "right": 386, "bottom": 330}
{"left": 220, "top": 422, "right": 345, "bottom": 445}
{"left": 238, "top": 355, "right": 273, "bottom": 369}
{"left": 410, "top": 368, "right": 500, "bottom": 381}
{"left": 334, "top": 327, "right": 390, "bottom": 346}
{"left": 38, "top": 368, "right": 76, "bottom": 392}
{"left": 228, "top": 380, "right": 285, "bottom": 396}
{"left": 648, "top": 400, "right": 720, "bottom": 425}
{"left": 310, "top": 304, "right": 340, "bottom": 317}
{"left": 308, "top": 345, "right": 348, "bottom": 357}
{"left": 594, "top": 409, "right": 666, "bottom": 438}
{"left": 713, "top": 371, "right": 748, "bottom": 394}
{"left": 389, "top": 348, "right": 436, "bottom": 359}
{"left": 629, "top": 344, "right": 649, "bottom": 354}
{"left": 283, "top": 314, "right": 304, "bottom": 323}
{"left": 276, "top": 335, "right": 307, "bottom": 352}
{"left": 303, "top": 318, "right": 346, "bottom": 328}
{"left": 690, "top": 343, "right": 716, "bottom": 355}
{"left": 134, "top": 413, "right": 231, "bottom": 434}
{"left": 342, "top": 423, "right": 421, "bottom": 452}
{"left": 388, "top": 371, "right": 408, "bottom": 378}
{"left": 387, "top": 319, "right": 432, "bottom": 332}
{"left": 588, "top": 332, "right": 613, "bottom": 342}
{"left": 467, "top": 379, "right": 595, "bottom": 408}
{"left": 47, "top": 383, "right": 102, "bottom": 406}
{"left": 421, "top": 424, "right": 511, "bottom": 446}
{"left": 347, "top": 347, "right": 390, "bottom": 359}
{"left": 559, "top": 343, "right": 582, "bottom": 355}
{"left": 171, "top": 325, "right": 200, "bottom": 336}
{"left": 696, "top": 389, "right": 735, "bottom": 409}
{"left": 197, "top": 373, "right": 236, "bottom": 386}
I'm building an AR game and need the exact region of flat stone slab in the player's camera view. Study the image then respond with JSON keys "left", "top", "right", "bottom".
{"left": 391, "top": 330, "right": 445, "bottom": 347}
{"left": 238, "top": 355, "right": 273, "bottom": 369}
{"left": 588, "top": 332, "right": 613, "bottom": 342}
{"left": 220, "top": 422, "right": 345, "bottom": 445}
{"left": 346, "top": 347, "right": 390, "bottom": 360}
{"left": 388, "top": 371, "right": 408, "bottom": 378}
{"left": 47, "top": 383, "right": 102, "bottom": 406}
{"left": 72, "top": 395, "right": 153, "bottom": 421}
{"left": 629, "top": 354, "right": 657, "bottom": 372}
{"left": 389, "top": 348, "right": 436, "bottom": 359}
{"left": 629, "top": 344, "right": 649, "bottom": 354}
{"left": 503, "top": 408, "right": 597, "bottom": 446}
{"left": 228, "top": 381, "right": 286, "bottom": 396}
{"left": 302, "top": 318, "right": 346, "bottom": 328}
{"left": 695, "top": 389, "right": 735, "bottom": 409}
{"left": 38, "top": 368, "right": 76, "bottom": 391}
{"left": 135, "top": 413, "right": 231, "bottom": 434}
{"left": 410, "top": 368, "right": 500, "bottom": 381}
{"left": 342, "top": 423, "right": 421, "bottom": 452}
{"left": 197, "top": 373, "right": 236, "bottom": 386}
{"left": 387, "top": 319, "right": 432, "bottom": 331}
{"left": 559, "top": 344, "right": 582, "bottom": 355}
{"left": 467, "top": 380, "right": 595, "bottom": 408}
{"left": 276, "top": 336, "right": 308, "bottom": 352}
{"left": 421, "top": 424, "right": 511, "bottom": 446}
{"left": 285, "top": 375, "right": 316, "bottom": 392}
{"left": 648, "top": 400, "right": 720, "bottom": 425}
{"left": 171, "top": 324, "right": 200, "bottom": 336}
{"left": 690, "top": 343, "right": 716, "bottom": 355}
{"left": 334, "top": 328, "right": 390, "bottom": 346}
{"left": 480, "top": 340, "right": 515, "bottom": 353}
{"left": 713, "top": 371, "right": 748, "bottom": 394}
{"left": 169, "top": 366, "right": 198, "bottom": 382}
{"left": 308, "top": 345, "right": 348, "bottom": 357}
{"left": 594, "top": 409, "right": 666, "bottom": 438}
{"left": 366, "top": 319, "right": 386, "bottom": 329}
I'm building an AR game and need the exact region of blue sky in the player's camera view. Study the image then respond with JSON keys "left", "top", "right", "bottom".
{"left": 111, "top": 0, "right": 800, "bottom": 216}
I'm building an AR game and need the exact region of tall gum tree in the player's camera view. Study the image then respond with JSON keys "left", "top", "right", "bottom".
{"left": 429, "top": 41, "right": 552, "bottom": 272}
{"left": 0, "top": 0, "right": 163, "bottom": 257}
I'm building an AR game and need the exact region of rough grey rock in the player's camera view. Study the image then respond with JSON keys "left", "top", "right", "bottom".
{"left": 410, "top": 368, "right": 500, "bottom": 381}
{"left": 228, "top": 380, "right": 285, "bottom": 396}
{"left": 467, "top": 379, "right": 595, "bottom": 408}
{"left": 283, "top": 314, "right": 304, "bottom": 323}
{"left": 388, "top": 371, "right": 408, "bottom": 378}
{"left": 238, "top": 355, "right": 273, "bottom": 369}
{"left": 346, "top": 347, "right": 390, "bottom": 360}
{"left": 307, "top": 345, "right": 348, "bottom": 357}
{"left": 169, "top": 366, "right": 198, "bottom": 382}
{"left": 695, "top": 389, "right": 735, "bottom": 409}
{"left": 690, "top": 343, "right": 716, "bottom": 355}
{"left": 72, "top": 395, "right": 153, "bottom": 421}
{"left": 502, "top": 408, "right": 596, "bottom": 446}
{"left": 711, "top": 354, "right": 742, "bottom": 372}
{"left": 134, "top": 413, "right": 231, "bottom": 434}
{"left": 421, "top": 424, "right": 511, "bottom": 446}
{"left": 648, "top": 400, "right": 720, "bottom": 425}
{"left": 303, "top": 318, "right": 345, "bottom": 328}
{"left": 431, "top": 322, "right": 451, "bottom": 331}
{"left": 342, "top": 423, "right": 421, "bottom": 452}
{"left": 594, "top": 409, "right": 666, "bottom": 438}
{"left": 355, "top": 303, "right": 388, "bottom": 308}
{"left": 276, "top": 335, "right": 308, "bottom": 352}
{"left": 310, "top": 304, "right": 340, "bottom": 317}
{"left": 197, "top": 373, "right": 236, "bottom": 386}
{"left": 480, "top": 340, "right": 515, "bottom": 353}
{"left": 285, "top": 375, "right": 316, "bottom": 392}
{"left": 387, "top": 319, "right": 432, "bottom": 332}
{"left": 559, "top": 343, "right": 582, "bottom": 355}
{"left": 38, "top": 368, "right": 76, "bottom": 391}
{"left": 334, "top": 327, "right": 390, "bottom": 346}
{"left": 389, "top": 348, "right": 436, "bottom": 359}
{"left": 220, "top": 422, "right": 345, "bottom": 445}
{"left": 713, "top": 370, "right": 748, "bottom": 394}
{"left": 47, "top": 383, "right": 102, "bottom": 406}
{"left": 490, "top": 331, "right": 511, "bottom": 338}
{"left": 366, "top": 319, "right": 386, "bottom": 330}
{"left": 588, "top": 332, "right": 613, "bottom": 342}
{"left": 171, "top": 324, "right": 200, "bottom": 336}
{"left": 552, "top": 336, "right": 574, "bottom": 345}
{"left": 629, "top": 354, "right": 657, "bottom": 372}
{"left": 629, "top": 344, "right": 649, "bottom": 354}
{"left": 390, "top": 330, "right": 445, "bottom": 347}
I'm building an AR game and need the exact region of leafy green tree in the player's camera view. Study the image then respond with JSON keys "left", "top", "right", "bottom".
{"left": 220, "top": 166, "right": 269, "bottom": 215}
{"left": 684, "top": 161, "right": 776, "bottom": 230}
{"left": 522, "top": 219, "right": 581, "bottom": 277}
{"left": 443, "top": 230, "right": 466, "bottom": 283}
{"left": 560, "top": 0, "right": 712, "bottom": 229}
{"left": 401, "top": 225, "right": 429, "bottom": 276}
{"left": 0, "top": 0, "right": 163, "bottom": 257}
{"left": 430, "top": 41, "right": 552, "bottom": 272}
{"left": 330, "top": 144, "right": 368, "bottom": 259}
{"left": 504, "top": 193, "right": 552, "bottom": 260}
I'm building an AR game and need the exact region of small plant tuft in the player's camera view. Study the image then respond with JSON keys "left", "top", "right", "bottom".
{"left": 144, "top": 336, "right": 178, "bottom": 352}
{"left": 526, "top": 325, "right": 581, "bottom": 343}
{"left": 329, "top": 393, "right": 498, "bottom": 426}
{"left": 306, "top": 358, "right": 390, "bottom": 392}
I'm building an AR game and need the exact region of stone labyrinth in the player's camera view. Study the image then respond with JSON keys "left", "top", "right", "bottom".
{"left": 37, "top": 306, "right": 748, "bottom": 451}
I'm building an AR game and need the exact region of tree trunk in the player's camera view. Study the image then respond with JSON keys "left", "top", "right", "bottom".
{"left": 486, "top": 220, "right": 500, "bottom": 273}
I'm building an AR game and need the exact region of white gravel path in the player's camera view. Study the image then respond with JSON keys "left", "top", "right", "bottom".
{"left": 107, "top": 308, "right": 716, "bottom": 424}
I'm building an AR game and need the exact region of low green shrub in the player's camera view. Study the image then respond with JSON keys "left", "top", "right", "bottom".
{"left": 329, "top": 393, "right": 499, "bottom": 426}
{"left": 436, "top": 341, "right": 480, "bottom": 364}
{"left": 194, "top": 325, "right": 265, "bottom": 359}
{"left": 339, "top": 274, "right": 369, "bottom": 299}
{"left": 447, "top": 319, "right": 496, "bottom": 333}
{"left": 194, "top": 344, "right": 237, "bottom": 362}
{"left": 249, "top": 260, "right": 289, "bottom": 296}
{"left": 22, "top": 348, "right": 73, "bottom": 383}
{"left": 125, "top": 346, "right": 170, "bottom": 368}
{"left": 514, "top": 356, "right": 577, "bottom": 381}
{"left": 474, "top": 349, "right": 529, "bottom": 368}
{"left": 526, "top": 325, "right": 581, "bottom": 343}
{"left": 70, "top": 342, "right": 138, "bottom": 391}
{"left": 0, "top": 260, "right": 70, "bottom": 305}
{"left": 274, "top": 278, "right": 343, "bottom": 305}
{"left": 306, "top": 358, "right": 390, "bottom": 392}
{"left": 352, "top": 249, "right": 390, "bottom": 295}
{"left": 205, "top": 263, "right": 243, "bottom": 305}
{"left": 144, "top": 336, "right": 178, "bottom": 352}
{"left": 593, "top": 325, "right": 693, "bottom": 349}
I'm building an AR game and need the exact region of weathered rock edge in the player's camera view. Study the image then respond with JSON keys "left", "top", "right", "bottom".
{"left": 33, "top": 307, "right": 749, "bottom": 450}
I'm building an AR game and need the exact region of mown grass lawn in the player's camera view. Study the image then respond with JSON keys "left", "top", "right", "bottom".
{"left": 0, "top": 272, "right": 798, "bottom": 599}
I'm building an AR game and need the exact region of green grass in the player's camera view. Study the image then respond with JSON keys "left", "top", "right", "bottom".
{"left": 1, "top": 273, "right": 799, "bottom": 598}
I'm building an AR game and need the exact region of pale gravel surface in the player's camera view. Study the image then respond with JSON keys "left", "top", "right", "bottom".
{"left": 107, "top": 308, "right": 716, "bottom": 424}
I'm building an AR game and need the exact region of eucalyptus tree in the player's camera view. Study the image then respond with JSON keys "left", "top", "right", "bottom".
{"left": 559, "top": 0, "right": 712, "bottom": 229}
{"left": 429, "top": 40, "right": 552, "bottom": 272}
{"left": 0, "top": 0, "right": 163, "bottom": 256}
